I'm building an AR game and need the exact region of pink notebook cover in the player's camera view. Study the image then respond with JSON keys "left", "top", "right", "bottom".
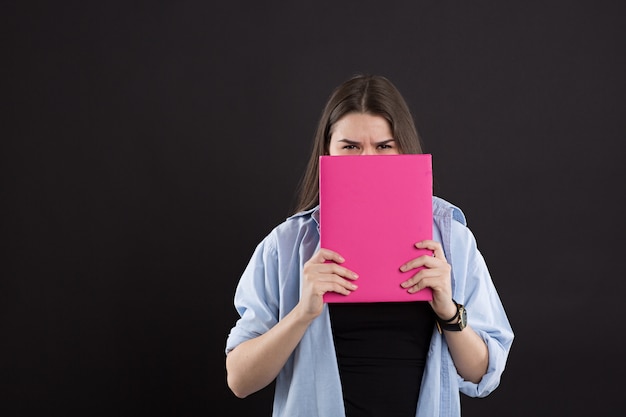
{"left": 319, "top": 154, "right": 433, "bottom": 303}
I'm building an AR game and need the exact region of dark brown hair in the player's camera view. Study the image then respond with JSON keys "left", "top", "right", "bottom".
{"left": 291, "top": 74, "right": 424, "bottom": 214}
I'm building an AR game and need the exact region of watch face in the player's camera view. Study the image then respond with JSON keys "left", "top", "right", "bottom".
{"left": 460, "top": 306, "right": 467, "bottom": 328}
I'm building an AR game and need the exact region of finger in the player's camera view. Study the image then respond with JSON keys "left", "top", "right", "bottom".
{"left": 400, "top": 264, "right": 450, "bottom": 289}
{"left": 319, "top": 263, "right": 359, "bottom": 281}
{"left": 400, "top": 266, "right": 427, "bottom": 288}
{"left": 399, "top": 254, "right": 441, "bottom": 272}
{"left": 311, "top": 272, "right": 359, "bottom": 294}
{"left": 402, "top": 274, "right": 440, "bottom": 294}
{"left": 414, "top": 240, "right": 446, "bottom": 260}
{"left": 402, "top": 273, "right": 428, "bottom": 293}
{"left": 319, "top": 281, "right": 357, "bottom": 296}
{"left": 310, "top": 248, "right": 346, "bottom": 264}
{"left": 330, "top": 276, "right": 359, "bottom": 292}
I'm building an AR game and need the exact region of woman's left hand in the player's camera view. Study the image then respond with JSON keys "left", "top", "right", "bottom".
{"left": 399, "top": 240, "right": 457, "bottom": 319}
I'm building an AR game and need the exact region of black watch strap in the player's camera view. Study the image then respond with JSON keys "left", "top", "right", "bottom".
{"left": 435, "top": 300, "right": 467, "bottom": 333}
{"left": 437, "top": 302, "right": 460, "bottom": 323}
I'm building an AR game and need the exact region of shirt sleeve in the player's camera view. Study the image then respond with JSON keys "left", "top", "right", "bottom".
{"left": 225, "top": 232, "right": 280, "bottom": 355}
{"left": 449, "top": 220, "right": 515, "bottom": 397}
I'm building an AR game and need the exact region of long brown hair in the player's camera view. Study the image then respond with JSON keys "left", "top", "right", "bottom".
{"left": 291, "top": 74, "right": 424, "bottom": 214}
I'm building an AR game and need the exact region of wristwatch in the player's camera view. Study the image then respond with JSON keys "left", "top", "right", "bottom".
{"left": 435, "top": 300, "right": 467, "bottom": 333}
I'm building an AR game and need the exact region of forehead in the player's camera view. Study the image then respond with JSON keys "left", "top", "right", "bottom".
{"left": 330, "top": 113, "right": 391, "bottom": 138}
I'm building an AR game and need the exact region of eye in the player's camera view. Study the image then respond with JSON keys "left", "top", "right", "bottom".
{"left": 342, "top": 144, "right": 358, "bottom": 150}
{"left": 377, "top": 141, "right": 396, "bottom": 150}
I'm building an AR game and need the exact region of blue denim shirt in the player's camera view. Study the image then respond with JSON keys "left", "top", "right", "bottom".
{"left": 226, "top": 196, "right": 514, "bottom": 417}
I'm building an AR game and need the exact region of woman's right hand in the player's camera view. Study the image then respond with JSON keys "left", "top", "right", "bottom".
{"left": 227, "top": 247, "right": 358, "bottom": 399}
{"left": 299, "top": 248, "right": 359, "bottom": 317}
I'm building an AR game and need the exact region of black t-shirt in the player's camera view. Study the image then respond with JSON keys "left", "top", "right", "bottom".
{"left": 328, "top": 301, "right": 435, "bottom": 417}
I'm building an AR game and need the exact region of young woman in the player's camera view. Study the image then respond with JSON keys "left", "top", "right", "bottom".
{"left": 225, "top": 74, "right": 514, "bottom": 417}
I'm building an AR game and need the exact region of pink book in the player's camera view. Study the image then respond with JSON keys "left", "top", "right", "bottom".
{"left": 319, "top": 154, "right": 433, "bottom": 303}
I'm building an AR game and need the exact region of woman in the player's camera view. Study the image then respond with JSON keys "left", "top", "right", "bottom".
{"left": 225, "top": 74, "right": 514, "bottom": 417}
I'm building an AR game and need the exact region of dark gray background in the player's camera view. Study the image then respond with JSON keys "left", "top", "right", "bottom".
{"left": 2, "top": 1, "right": 625, "bottom": 416}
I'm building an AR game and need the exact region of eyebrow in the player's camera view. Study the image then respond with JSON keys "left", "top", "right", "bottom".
{"left": 337, "top": 138, "right": 396, "bottom": 146}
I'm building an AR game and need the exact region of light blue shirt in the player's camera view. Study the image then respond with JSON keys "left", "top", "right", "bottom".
{"left": 226, "top": 196, "right": 514, "bottom": 417}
